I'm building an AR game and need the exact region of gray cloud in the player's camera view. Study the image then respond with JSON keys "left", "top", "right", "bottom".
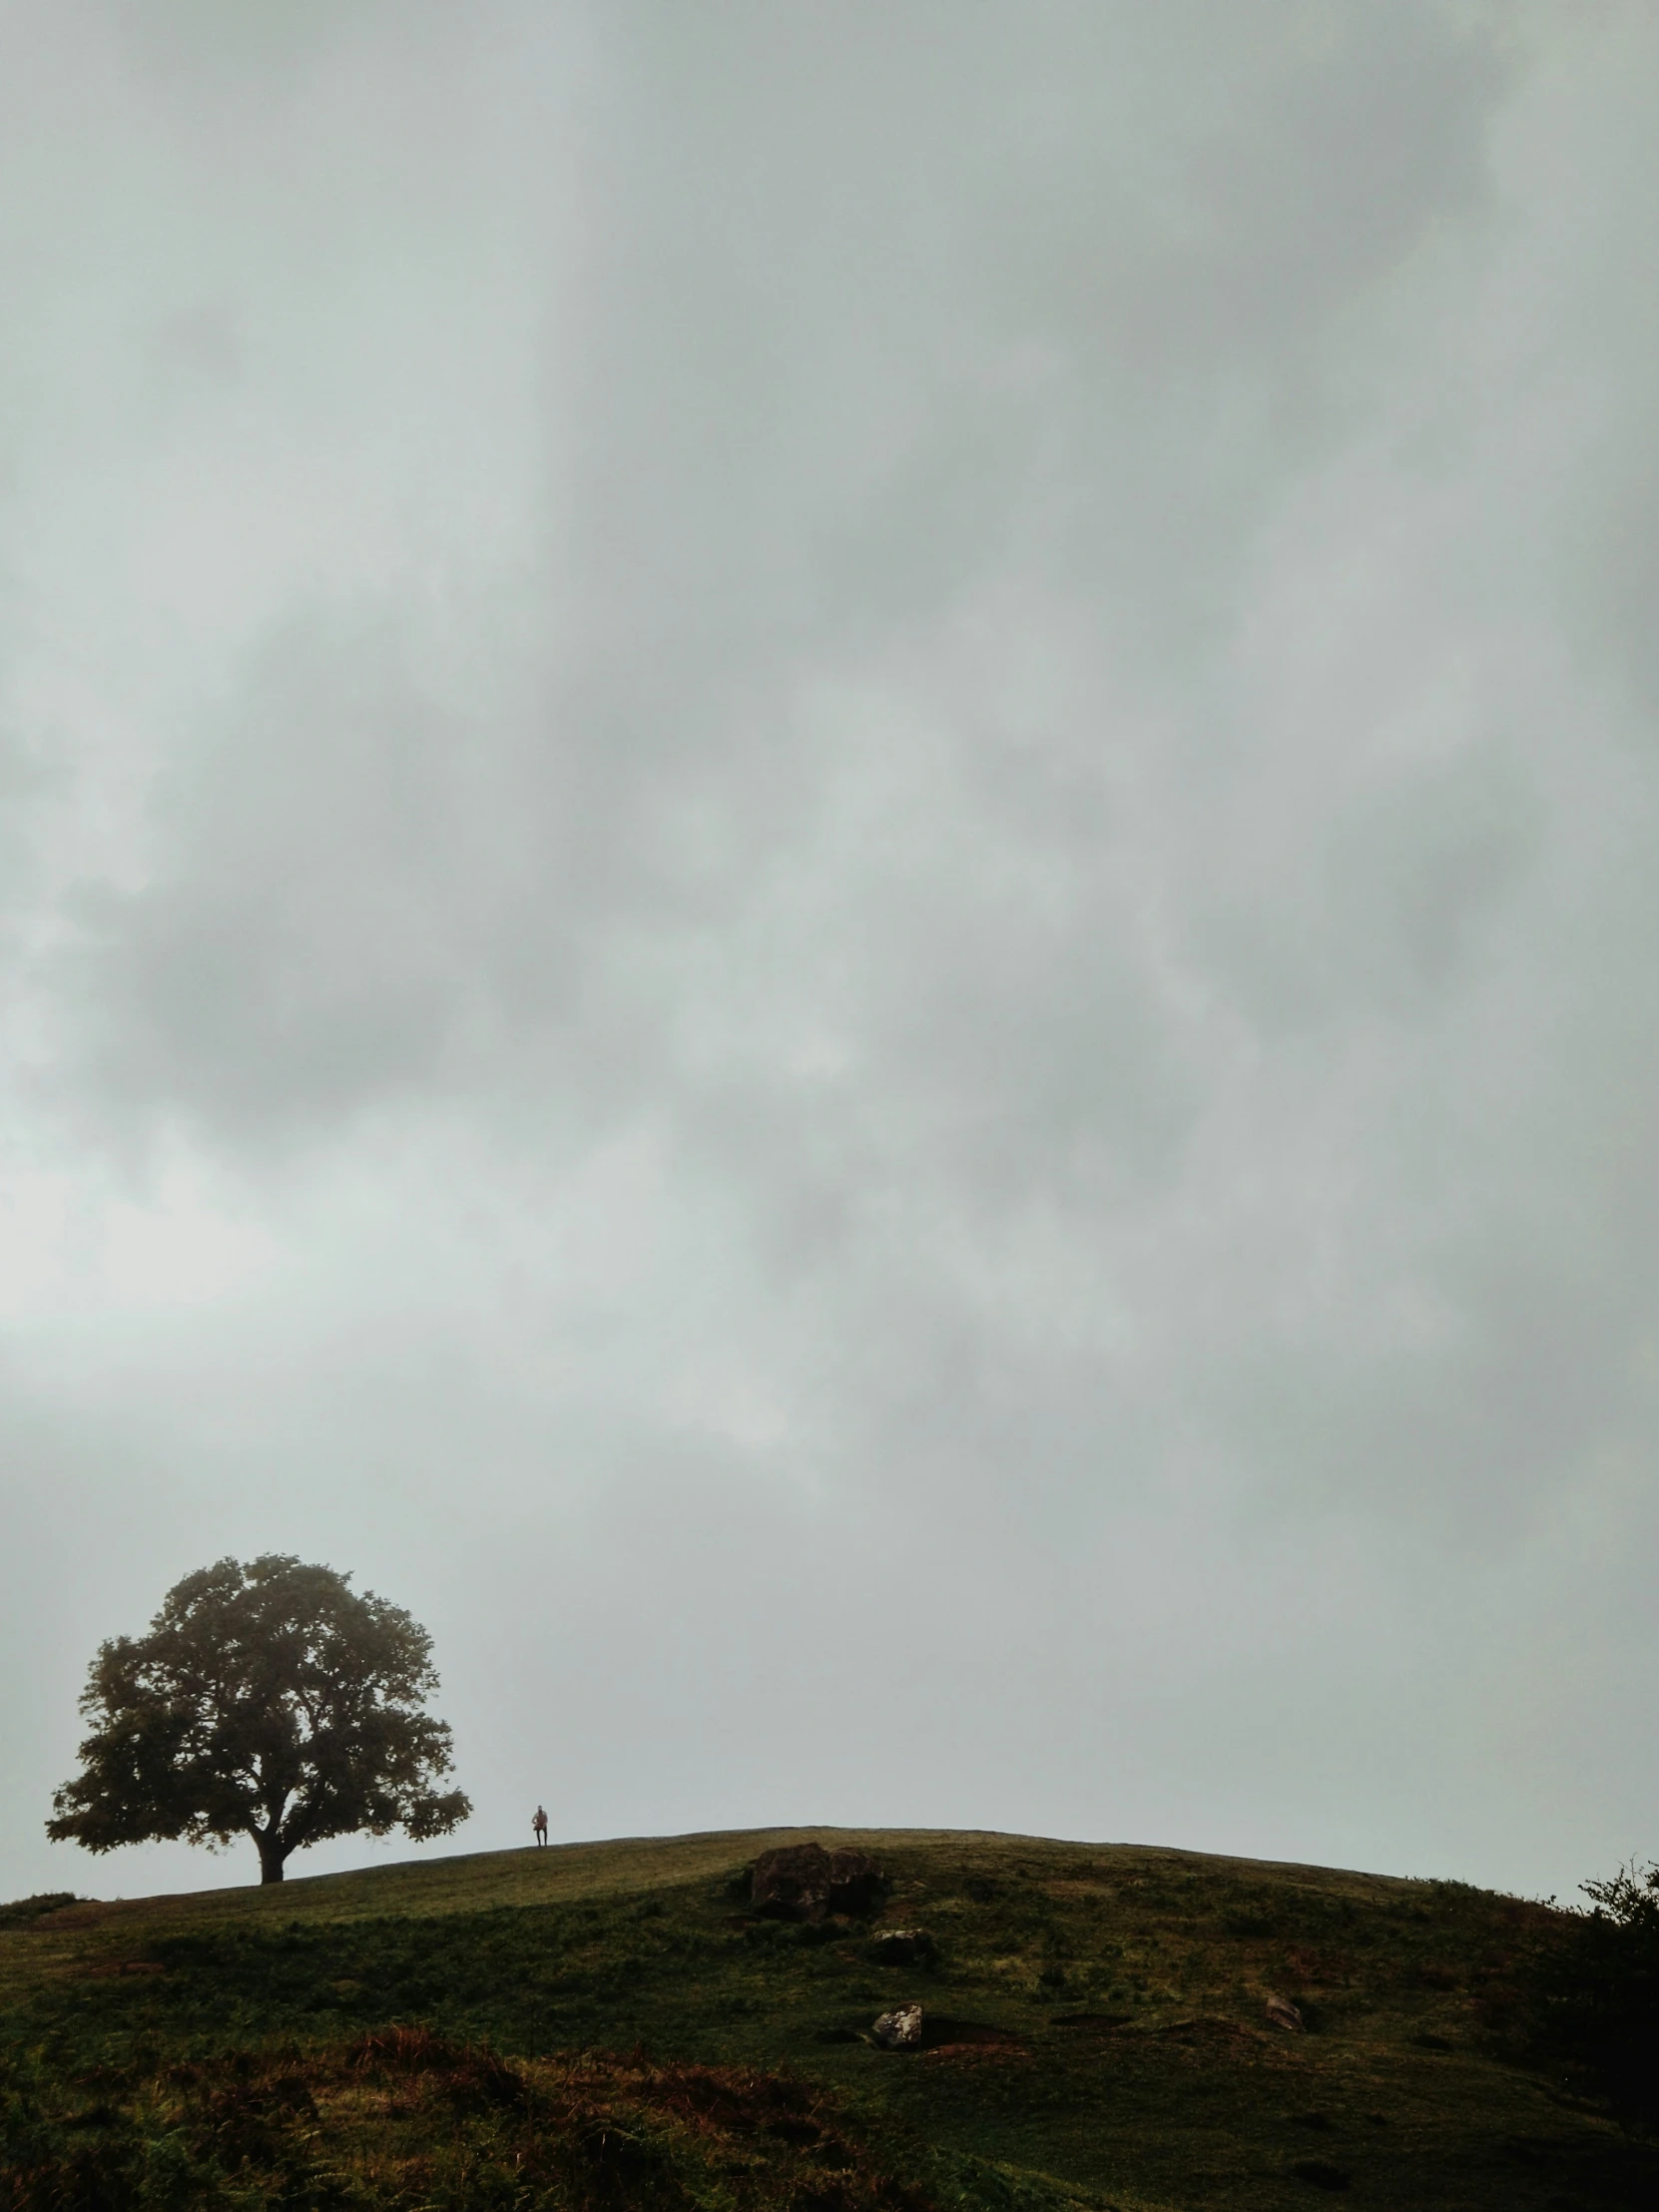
{"left": 3, "top": 2, "right": 1658, "bottom": 1907}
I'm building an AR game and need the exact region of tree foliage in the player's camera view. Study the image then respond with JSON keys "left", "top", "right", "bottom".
{"left": 1532, "top": 1862, "right": 1659, "bottom": 2125}
{"left": 47, "top": 1555, "right": 470, "bottom": 1884}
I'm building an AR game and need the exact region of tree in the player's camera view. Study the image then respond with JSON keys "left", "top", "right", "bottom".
{"left": 47, "top": 1555, "right": 470, "bottom": 1885}
{"left": 1528, "top": 1862, "right": 1659, "bottom": 2125}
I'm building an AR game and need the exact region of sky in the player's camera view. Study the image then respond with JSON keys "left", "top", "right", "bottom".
{"left": 3, "top": 0, "right": 1658, "bottom": 1908}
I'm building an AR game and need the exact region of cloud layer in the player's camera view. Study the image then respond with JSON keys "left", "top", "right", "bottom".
{"left": 3, "top": 1, "right": 1658, "bottom": 1903}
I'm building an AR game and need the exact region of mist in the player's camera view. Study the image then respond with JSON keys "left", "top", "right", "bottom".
{"left": 3, "top": 1, "right": 1658, "bottom": 1907}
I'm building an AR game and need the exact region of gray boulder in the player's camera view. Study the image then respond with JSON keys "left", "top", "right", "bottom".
{"left": 871, "top": 2002, "right": 924, "bottom": 2049}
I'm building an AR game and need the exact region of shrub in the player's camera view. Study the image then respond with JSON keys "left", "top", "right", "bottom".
{"left": 0, "top": 1896, "right": 80, "bottom": 1932}
{"left": 1533, "top": 1862, "right": 1659, "bottom": 2125}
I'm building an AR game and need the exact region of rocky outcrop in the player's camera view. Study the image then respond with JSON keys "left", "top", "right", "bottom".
{"left": 869, "top": 1928, "right": 935, "bottom": 1964}
{"left": 749, "top": 1843, "right": 884, "bottom": 1922}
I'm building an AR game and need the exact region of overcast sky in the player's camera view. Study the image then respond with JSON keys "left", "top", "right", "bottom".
{"left": 3, "top": 0, "right": 1657, "bottom": 1908}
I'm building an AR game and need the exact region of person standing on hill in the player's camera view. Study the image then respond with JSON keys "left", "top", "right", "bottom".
{"left": 532, "top": 1806, "right": 548, "bottom": 1847}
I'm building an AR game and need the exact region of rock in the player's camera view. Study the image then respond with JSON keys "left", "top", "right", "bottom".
{"left": 871, "top": 2002, "right": 923, "bottom": 2048}
{"left": 1266, "top": 1996, "right": 1305, "bottom": 2032}
{"left": 749, "top": 1843, "right": 883, "bottom": 1922}
{"left": 869, "top": 1928, "right": 935, "bottom": 1965}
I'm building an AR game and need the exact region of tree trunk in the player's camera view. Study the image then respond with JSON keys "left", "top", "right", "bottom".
{"left": 257, "top": 1834, "right": 287, "bottom": 1885}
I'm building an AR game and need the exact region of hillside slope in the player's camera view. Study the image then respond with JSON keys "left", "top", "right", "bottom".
{"left": 1, "top": 1827, "right": 1650, "bottom": 2209}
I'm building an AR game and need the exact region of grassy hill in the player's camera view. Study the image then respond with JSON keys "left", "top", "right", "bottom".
{"left": 1, "top": 1826, "right": 1651, "bottom": 2209}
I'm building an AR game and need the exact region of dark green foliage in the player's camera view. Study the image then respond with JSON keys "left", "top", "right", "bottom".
{"left": 1529, "top": 1862, "right": 1659, "bottom": 2125}
{"left": 0, "top": 1897, "right": 80, "bottom": 1932}
{"left": 47, "top": 1556, "right": 469, "bottom": 1886}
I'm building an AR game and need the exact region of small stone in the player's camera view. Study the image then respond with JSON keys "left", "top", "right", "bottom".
{"left": 871, "top": 2002, "right": 924, "bottom": 2048}
{"left": 1266, "top": 1996, "right": 1305, "bottom": 2032}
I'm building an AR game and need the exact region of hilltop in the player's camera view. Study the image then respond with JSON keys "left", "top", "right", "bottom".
{"left": 1, "top": 1826, "right": 1651, "bottom": 2209}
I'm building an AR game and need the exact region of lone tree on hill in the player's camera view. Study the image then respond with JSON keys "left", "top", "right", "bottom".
{"left": 47, "top": 1555, "right": 470, "bottom": 1885}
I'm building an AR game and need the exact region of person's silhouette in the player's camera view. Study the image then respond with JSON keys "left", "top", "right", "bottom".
{"left": 532, "top": 1805, "right": 548, "bottom": 1847}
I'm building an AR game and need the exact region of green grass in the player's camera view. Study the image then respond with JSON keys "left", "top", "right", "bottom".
{"left": 2, "top": 1827, "right": 1652, "bottom": 2208}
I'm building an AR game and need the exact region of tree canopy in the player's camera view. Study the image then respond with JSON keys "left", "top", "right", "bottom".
{"left": 47, "top": 1554, "right": 470, "bottom": 1885}
{"left": 1532, "top": 1861, "right": 1659, "bottom": 2125}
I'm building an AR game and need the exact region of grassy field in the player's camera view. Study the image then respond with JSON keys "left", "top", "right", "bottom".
{"left": 2, "top": 1826, "right": 1652, "bottom": 2209}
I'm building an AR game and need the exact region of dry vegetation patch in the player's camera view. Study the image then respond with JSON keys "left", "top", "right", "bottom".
{"left": 1, "top": 2027, "right": 938, "bottom": 2211}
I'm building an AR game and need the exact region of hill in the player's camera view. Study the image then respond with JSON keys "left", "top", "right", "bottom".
{"left": 1, "top": 1826, "right": 1651, "bottom": 2209}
